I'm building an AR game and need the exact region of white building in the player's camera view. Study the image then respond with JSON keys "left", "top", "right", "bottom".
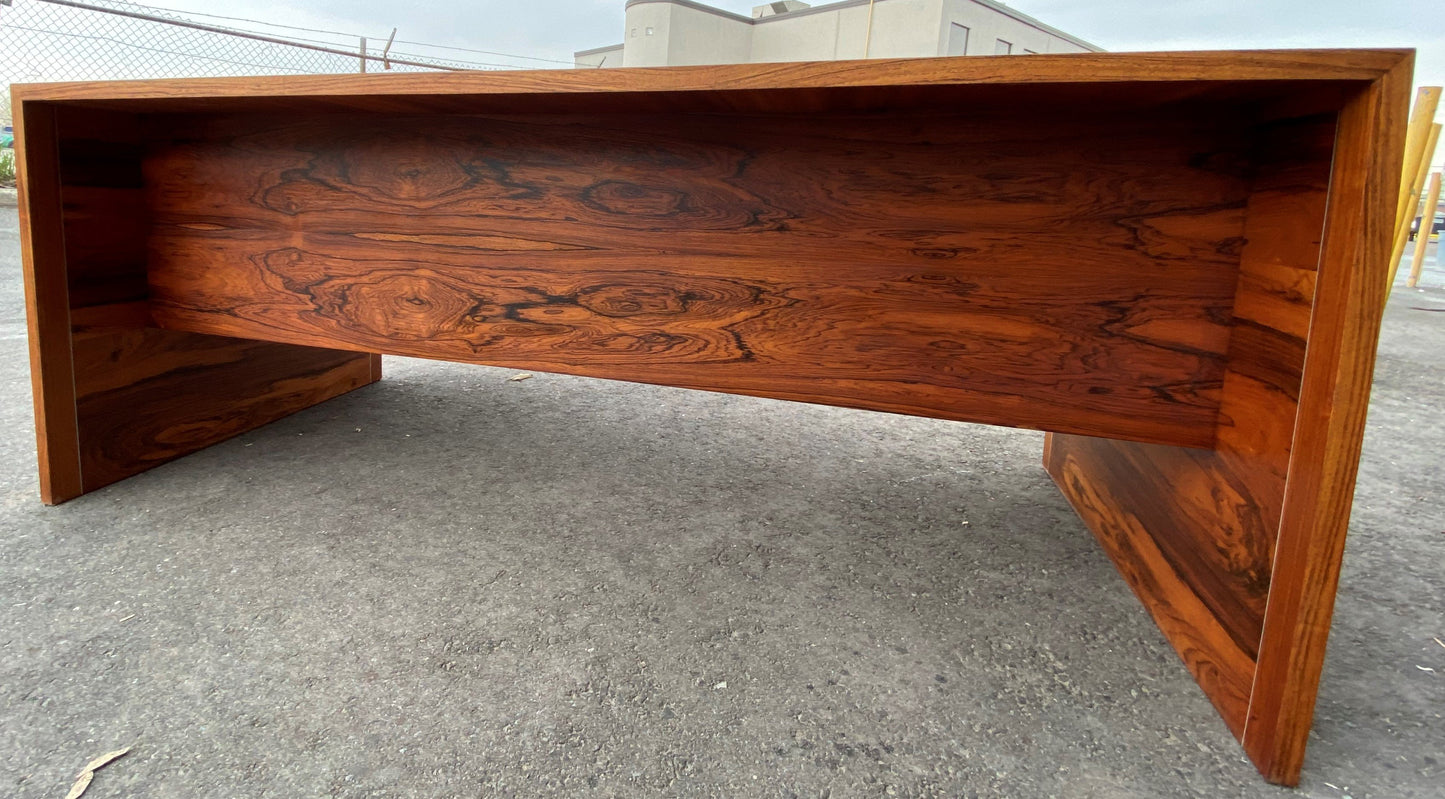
{"left": 575, "top": 0, "right": 1100, "bottom": 68}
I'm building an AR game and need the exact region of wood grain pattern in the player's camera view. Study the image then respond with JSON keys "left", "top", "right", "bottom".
{"left": 1241, "top": 53, "right": 1411, "bottom": 786}
{"left": 54, "top": 107, "right": 148, "bottom": 312}
{"left": 1043, "top": 113, "right": 1337, "bottom": 738}
{"left": 8, "top": 49, "right": 1410, "bottom": 116}
{"left": 1046, "top": 438, "right": 1262, "bottom": 733}
{"left": 144, "top": 110, "right": 1251, "bottom": 447}
{"left": 1045, "top": 56, "right": 1409, "bottom": 786}
{"left": 13, "top": 103, "right": 384, "bottom": 503}
{"left": 70, "top": 326, "right": 376, "bottom": 490}
{"left": 14, "top": 102, "right": 84, "bottom": 503}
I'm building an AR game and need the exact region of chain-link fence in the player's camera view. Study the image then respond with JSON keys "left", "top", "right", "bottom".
{"left": 1, "top": 0, "right": 570, "bottom": 126}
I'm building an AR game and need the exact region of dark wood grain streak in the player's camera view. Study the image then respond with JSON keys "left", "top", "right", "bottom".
{"left": 1046, "top": 58, "right": 1408, "bottom": 786}
{"left": 144, "top": 110, "right": 1252, "bottom": 448}
{"left": 12, "top": 105, "right": 386, "bottom": 503}
{"left": 70, "top": 326, "right": 376, "bottom": 491}
{"left": 1044, "top": 113, "right": 1338, "bottom": 740}
{"left": 55, "top": 108, "right": 150, "bottom": 311}
{"left": 1045, "top": 438, "right": 1259, "bottom": 732}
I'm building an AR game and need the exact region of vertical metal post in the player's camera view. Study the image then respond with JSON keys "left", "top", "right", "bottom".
{"left": 382, "top": 28, "right": 396, "bottom": 70}
{"left": 359, "top": 36, "right": 367, "bottom": 73}
{"left": 863, "top": 0, "right": 876, "bottom": 58}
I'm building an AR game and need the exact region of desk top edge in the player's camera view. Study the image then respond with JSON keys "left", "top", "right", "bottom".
{"left": 8, "top": 48, "right": 1413, "bottom": 106}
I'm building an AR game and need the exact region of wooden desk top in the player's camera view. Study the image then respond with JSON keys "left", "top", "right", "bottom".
{"left": 11, "top": 48, "right": 1410, "bottom": 112}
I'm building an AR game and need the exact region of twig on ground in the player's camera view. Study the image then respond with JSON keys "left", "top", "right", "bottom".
{"left": 63, "top": 746, "right": 131, "bottom": 799}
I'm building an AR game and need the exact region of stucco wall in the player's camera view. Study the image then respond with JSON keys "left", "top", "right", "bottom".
{"left": 574, "top": 44, "right": 625, "bottom": 68}
{"left": 622, "top": 1, "right": 752, "bottom": 67}
{"left": 748, "top": 7, "right": 846, "bottom": 61}
{"left": 940, "top": 0, "right": 1091, "bottom": 55}
{"left": 580, "top": 0, "right": 1097, "bottom": 68}
{"left": 751, "top": 0, "right": 944, "bottom": 62}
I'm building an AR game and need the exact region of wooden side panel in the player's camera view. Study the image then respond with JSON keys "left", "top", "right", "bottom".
{"left": 143, "top": 110, "right": 1254, "bottom": 449}
{"left": 18, "top": 107, "right": 383, "bottom": 504}
{"left": 1242, "top": 58, "right": 1410, "bottom": 786}
{"left": 1045, "top": 439, "right": 1263, "bottom": 732}
{"left": 1044, "top": 114, "right": 1337, "bottom": 741}
{"left": 15, "top": 102, "right": 84, "bottom": 503}
{"left": 70, "top": 325, "right": 377, "bottom": 490}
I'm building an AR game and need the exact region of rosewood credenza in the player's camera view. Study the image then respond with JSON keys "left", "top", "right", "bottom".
{"left": 11, "top": 49, "right": 1411, "bottom": 785}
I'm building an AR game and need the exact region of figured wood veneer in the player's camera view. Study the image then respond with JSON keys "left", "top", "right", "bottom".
{"left": 11, "top": 50, "right": 1411, "bottom": 786}
{"left": 142, "top": 109, "right": 1248, "bottom": 448}
{"left": 16, "top": 104, "right": 379, "bottom": 500}
{"left": 1045, "top": 112, "right": 1336, "bottom": 738}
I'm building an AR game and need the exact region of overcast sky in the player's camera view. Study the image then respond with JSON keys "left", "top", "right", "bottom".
{"left": 128, "top": 0, "right": 1445, "bottom": 162}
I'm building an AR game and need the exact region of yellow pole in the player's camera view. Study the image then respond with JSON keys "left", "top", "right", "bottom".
{"left": 1408, "top": 171, "right": 1443, "bottom": 288}
{"left": 1387, "top": 88, "right": 1441, "bottom": 280}
{"left": 1387, "top": 121, "right": 1441, "bottom": 294}
{"left": 1395, "top": 88, "right": 1441, "bottom": 231}
{"left": 864, "top": 0, "right": 876, "bottom": 58}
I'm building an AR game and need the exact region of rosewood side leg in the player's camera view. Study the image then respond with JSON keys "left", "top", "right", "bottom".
{"left": 1045, "top": 66, "right": 1408, "bottom": 785}
{"left": 15, "top": 102, "right": 381, "bottom": 505}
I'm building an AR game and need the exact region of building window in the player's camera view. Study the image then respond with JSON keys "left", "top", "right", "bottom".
{"left": 947, "top": 23, "right": 969, "bottom": 56}
{"left": 630, "top": 28, "right": 637, "bottom": 38}
{"left": 994, "top": 39, "right": 1013, "bottom": 55}
{"left": 646, "top": 26, "right": 654, "bottom": 36}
